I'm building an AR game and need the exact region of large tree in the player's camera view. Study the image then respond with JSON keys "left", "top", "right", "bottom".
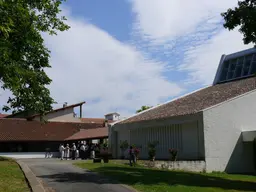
{"left": 136, "top": 105, "right": 152, "bottom": 113}
{"left": 221, "top": 0, "right": 256, "bottom": 46}
{"left": 0, "top": 0, "right": 69, "bottom": 115}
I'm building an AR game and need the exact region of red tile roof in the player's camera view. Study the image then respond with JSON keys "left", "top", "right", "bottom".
{"left": 0, "top": 114, "right": 9, "bottom": 118}
{"left": 81, "top": 118, "right": 105, "bottom": 123}
{"left": 6, "top": 101, "right": 86, "bottom": 119}
{"left": 119, "top": 77, "right": 256, "bottom": 124}
{"left": 0, "top": 118, "right": 104, "bottom": 141}
{"left": 81, "top": 118, "right": 114, "bottom": 124}
{"left": 65, "top": 127, "right": 108, "bottom": 141}
{"left": 27, "top": 101, "right": 86, "bottom": 119}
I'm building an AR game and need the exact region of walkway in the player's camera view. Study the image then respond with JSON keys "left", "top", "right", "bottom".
{"left": 20, "top": 159, "right": 135, "bottom": 192}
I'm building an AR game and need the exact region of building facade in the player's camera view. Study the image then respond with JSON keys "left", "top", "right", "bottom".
{"left": 110, "top": 48, "right": 256, "bottom": 173}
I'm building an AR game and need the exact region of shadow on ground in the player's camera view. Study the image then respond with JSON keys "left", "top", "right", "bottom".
{"left": 38, "top": 165, "right": 256, "bottom": 191}
{"left": 0, "top": 157, "right": 11, "bottom": 161}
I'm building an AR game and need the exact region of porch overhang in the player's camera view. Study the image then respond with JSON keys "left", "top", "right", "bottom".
{"left": 242, "top": 130, "right": 256, "bottom": 142}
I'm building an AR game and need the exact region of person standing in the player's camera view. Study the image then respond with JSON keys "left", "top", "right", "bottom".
{"left": 80, "top": 142, "right": 85, "bottom": 160}
{"left": 129, "top": 146, "right": 136, "bottom": 166}
{"left": 45, "top": 147, "right": 51, "bottom": 158}
{"left": 76, "top": 141, "right": 80, "bottom": 159}
{"left": 84, "top": 143, "right": 89, "bottom": 160}
{"left": 59, "top": 144, "right": 65, "bottom": 160}
{"left": 90, "top": 144, "right": 95, "bottom": 159}
{"left": 65, "top": 144, "right": 70, "bottom": 160}
{"left": 71, "top": 143, "right": 76, "bottom": 160}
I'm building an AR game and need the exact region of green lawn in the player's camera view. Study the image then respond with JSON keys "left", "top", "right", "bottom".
{"left": 0, "top": 157, "right": 30, "bottom": 192}
{"left": 74, "top": 160, "right": 256, "bottom": 192}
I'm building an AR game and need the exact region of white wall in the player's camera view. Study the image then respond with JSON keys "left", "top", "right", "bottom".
{"left": 105, "top": 114, "right": 119, "bottom": 121}
{"left": 112, "top": 116, "right": 205, "bottom": 160}
{"left": 203, "top": 90, "right": 256, "bottom": 173}
{"left": 34, "top": 108, "right": 81, "bottom": 122}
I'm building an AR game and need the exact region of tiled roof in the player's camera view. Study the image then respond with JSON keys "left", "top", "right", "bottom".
{"left": 6, "top": 101, "right": 86, "bottom": 119}
{"left": 81, "top": 118, "right": 114, "bottom": 124}
{"left": 27, "top": 101, "right": 86, "bottom": 119}
{"left": 0, "top": 114, "right": 9, "bottom": 118}
{"left": 119, "top": 77, "right": 256, "bottom": 124}
{"left": 0, "top": 119, "right": 104, "bottom": 141}
{"left": 65, "top": 127, "right": 108, "bottom": 141}
{"left": 81, "top": 118, "right": 105, "bottom": 123}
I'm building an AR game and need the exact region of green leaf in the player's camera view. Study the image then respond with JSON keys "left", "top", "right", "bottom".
{"left": 0, "top": 0, "right": 70, "bottom": 117}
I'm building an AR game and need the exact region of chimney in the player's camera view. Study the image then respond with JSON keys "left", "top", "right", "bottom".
{"left": 63, "top": 102, "right": 68, "bottom": 108}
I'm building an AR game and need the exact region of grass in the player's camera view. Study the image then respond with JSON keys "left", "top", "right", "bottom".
{"left": 74, "top": 160, "right": 256, "bottom": 192}
{"left": 0, "top": 157, "right": 30, "bottom": 192}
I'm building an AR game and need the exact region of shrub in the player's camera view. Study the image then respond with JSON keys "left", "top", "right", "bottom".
{"left": 168, "top": 148, "right": 178, "bottom": 161}
{"left": 148, "top": 141, "right": 159, "bottom": 161}
{"left": 119, "top": 140, "right": 129, "bottom": 159}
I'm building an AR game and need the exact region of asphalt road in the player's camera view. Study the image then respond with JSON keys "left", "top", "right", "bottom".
{"left": 20, "top": 159, "right": 135, "bottom": 192}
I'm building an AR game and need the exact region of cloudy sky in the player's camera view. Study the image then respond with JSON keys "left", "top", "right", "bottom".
{"left": 0, "top": 0, "right": 253, "bottom": 118}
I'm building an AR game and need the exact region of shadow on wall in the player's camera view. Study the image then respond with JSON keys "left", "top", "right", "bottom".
{"left": 225, "top": 134, "right": 255, "bottom": 174}
{"left": 38, "top": 166, "right": 256, "bottom": 191}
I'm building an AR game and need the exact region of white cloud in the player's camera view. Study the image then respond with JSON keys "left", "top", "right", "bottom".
{"left": 130, "top": 0, "right": 253, "bottom": 85}
{"left": 179, "top": 29, "right": 253, "bottom": 85}
{"left": 130, "top": 0, "right": 238, "bottom": 42}
{"left": 0, "top": 11, "right": 183, "bottom": 116}
{"left": 41, "top": 10, "right": 183, "bottom": 117}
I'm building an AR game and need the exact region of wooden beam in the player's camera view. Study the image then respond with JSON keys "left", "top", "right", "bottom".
{"left": 80, "top": 105, "right": 82, "bottom": 118}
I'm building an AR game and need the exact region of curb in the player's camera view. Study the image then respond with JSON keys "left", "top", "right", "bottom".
{"left": 17, "top": 160, "right": 46, "bottom": 192}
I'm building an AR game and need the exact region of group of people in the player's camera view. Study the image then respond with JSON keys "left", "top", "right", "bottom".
{"left": 59, "top": 142, "right": 99, "bottom": 160}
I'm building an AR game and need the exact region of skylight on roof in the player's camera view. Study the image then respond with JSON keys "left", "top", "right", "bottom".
{"left": 213, "top": 48, "right": 256, "bottom": 85}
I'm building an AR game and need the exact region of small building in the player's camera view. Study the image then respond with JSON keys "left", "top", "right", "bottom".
{"left": 110, "top": 47, "right": 256, "bottom": 173}
{"left": 0, "top": 118, "right": 107, "bottom": 158}
{"left": 0, "top": 101, "right": 109, "bottom": 158}
{"left": 6, "top": 102, "right": 85, "bottom": 122}
{"left": 105, "top": 112, "right": 120, "bottom": 121}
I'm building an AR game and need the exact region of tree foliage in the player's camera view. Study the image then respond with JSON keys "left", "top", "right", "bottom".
{"left": 221, "top": 0, "right": 256, "bottom": 46}
{"left": 136, "top": 105, "right": 152, "bottom": 113}
{"left": 0, "top": 0, "right": 69, "bottom": 115}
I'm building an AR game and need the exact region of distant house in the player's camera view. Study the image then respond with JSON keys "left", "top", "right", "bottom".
{"left": 0, "top": 101, "right": 111, "bottom": 158}
{"left": 6, "top": 102, "right": 86, "bottom": 123}
{"left": 105, "top": 112, "right": 120, "bottom": 121}
{"left": 110, "top": 47, "right": 256, "bottom": 173}
{"left": 0, "top": 113, "right": 9, "bottom": 118}
{"left": 0, "top": 118, "right": 107, "bottom": 158}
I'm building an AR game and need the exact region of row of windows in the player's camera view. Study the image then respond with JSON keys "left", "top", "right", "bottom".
{"left": 219, "top": 53, "right": 256, "bottom": 82}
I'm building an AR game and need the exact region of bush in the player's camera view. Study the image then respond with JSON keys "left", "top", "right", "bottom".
{"left": 120, "top": 140, "right": 129, "bottom": 159}
{"left": 168, "top": 148, "right": 178, "bottom": 161}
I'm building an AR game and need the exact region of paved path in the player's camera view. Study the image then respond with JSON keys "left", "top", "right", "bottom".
{"left": 20, "top": 159, "right": 135, "bottom": 192}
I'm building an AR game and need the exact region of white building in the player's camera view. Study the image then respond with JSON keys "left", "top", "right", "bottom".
{"left": 105, "top": 112, "right": 120, "bottom": 121}
{"left": 109, "top": 48, "right": 256, "bottom": 173}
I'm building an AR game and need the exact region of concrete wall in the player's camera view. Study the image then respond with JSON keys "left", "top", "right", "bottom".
{"left": 34, "top": 108, "right": 81, "bottom": 122}
{"left": 203, "top": 90, "right": 256, "bottom": 173}
{"left": 0, "top": 152, "right": 59, "bottom": 159}
{"left": 111, "top": 113, "right": 205, "bottom": 161}
{"left": 142, "top": 160, "right": 206, "bottom": 172}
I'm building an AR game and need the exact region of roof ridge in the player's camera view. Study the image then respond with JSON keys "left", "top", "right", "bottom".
{"left": 112, "top": 85, "right": 211, "bottom": 125}
{"left": 114, "top": 76, "right": 256, "bottom": 125}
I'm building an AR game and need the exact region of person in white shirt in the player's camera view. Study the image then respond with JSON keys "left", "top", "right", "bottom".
{"left": 65, "top": 144, "right": 70, "bottom": 160}
{"left": 71, "top": 143, "right": 77, "bottom": 160}
{"left": 80, "top": 142, "right": 85, "bottom": 159}
{"left": 59, "top": 144, "right": 65, "bottom": 160}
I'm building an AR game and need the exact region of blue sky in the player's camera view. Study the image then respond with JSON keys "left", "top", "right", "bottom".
{"left": 0, "top": 0, "right": 253, "bottom": 117}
